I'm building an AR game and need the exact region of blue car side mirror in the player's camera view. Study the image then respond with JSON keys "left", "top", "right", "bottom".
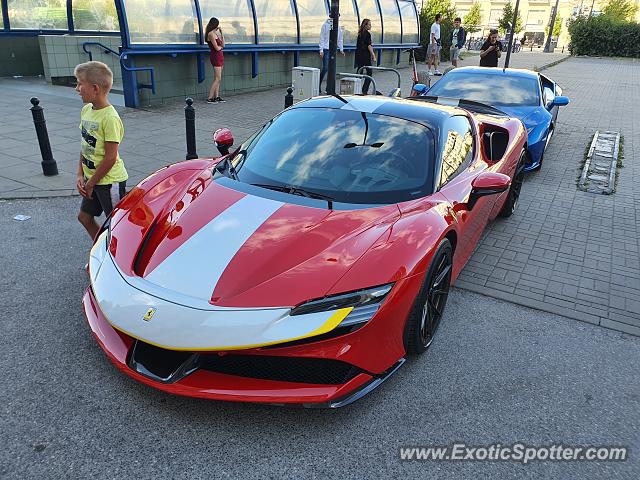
{"left": 412, "top": 83, "right": 429, "bottom": 95}
{"left": 553, "top": 96, "right": 569, "bottom": 106}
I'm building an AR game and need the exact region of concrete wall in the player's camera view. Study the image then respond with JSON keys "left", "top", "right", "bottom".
{"left": 38, "top": 35, "right": 122, "bottom": 88}
{"left": 136, "top": 49, "right": 407, "bottom": 106}
{"left": 0, "top": 37, "right": 43, "bottom": 77}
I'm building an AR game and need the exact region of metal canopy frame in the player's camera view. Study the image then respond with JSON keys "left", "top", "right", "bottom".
{"left": 0, "top": 0, "right": 419, "bottom": 108}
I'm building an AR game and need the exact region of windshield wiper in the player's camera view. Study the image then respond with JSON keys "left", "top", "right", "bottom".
{"left": 214, "top": 156, "right": 238, "bottom": 180}
{"left": 251, "top": 183, "right": 334, "bottom": 209}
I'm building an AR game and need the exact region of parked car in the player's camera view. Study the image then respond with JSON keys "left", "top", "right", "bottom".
{"left": 419, "top": 67, "right": 569, "bottom": 171}
{"left": 83, "top": 94, "right": 526, "bottom": 407}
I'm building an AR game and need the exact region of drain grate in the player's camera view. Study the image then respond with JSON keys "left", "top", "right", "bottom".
{"left": 578, "top": 131, "right": 620, "bottom": 194}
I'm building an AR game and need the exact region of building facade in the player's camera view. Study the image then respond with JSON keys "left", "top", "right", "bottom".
{"left": 452, "top": 0, "right": 640, "bottom": 48}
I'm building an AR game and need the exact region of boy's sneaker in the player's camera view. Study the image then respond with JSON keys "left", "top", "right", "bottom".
{"left": 434, "top": 70, "right": 443, "bottom": 76}
{"left": 428, "top": 70, "right": 434, "bottom": 76}
{"left": 206, "top": 98, "right": 217, "bottom": 104}
{"left": 215, "top": 96, "right": 226, "bottom": 103}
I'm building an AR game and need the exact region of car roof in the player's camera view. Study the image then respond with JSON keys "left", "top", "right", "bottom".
{"left": 446, "top": 66, "right": 540, "bottom": 80}
{"left": 290, "top": 95, "right": 468, "bottom": 127}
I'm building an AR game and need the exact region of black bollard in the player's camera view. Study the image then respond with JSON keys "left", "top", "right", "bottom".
{"left": 185, "top": 98, "right": 198, "bottom": 160}
{"left": 284, "top": 86, "right": 294, "bottom": 109}
{"left": 30, "top": 97, "right": 58, "bottom": 176}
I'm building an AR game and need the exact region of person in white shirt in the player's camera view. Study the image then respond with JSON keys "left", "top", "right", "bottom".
{"left": 426, "top": 13, "right": 442, "bottom": 76}
{"left": 319, "top": 16, "right": 345, "bottom": 90}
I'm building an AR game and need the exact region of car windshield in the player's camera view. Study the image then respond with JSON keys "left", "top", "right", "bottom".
{"left": 228, "top": 107, "right": 435, "bottom": 205}
{"left": 428, "top": 72, "right": 540, "bottom": 107}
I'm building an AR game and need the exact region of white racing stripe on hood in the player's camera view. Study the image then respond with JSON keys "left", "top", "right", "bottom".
{"left": 145, "top": 194, "right": 284, "bottom": 301}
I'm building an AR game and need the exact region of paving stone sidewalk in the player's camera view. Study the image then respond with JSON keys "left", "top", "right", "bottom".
{"left": 456, "top": 56, "right": 640, "bottom": 335}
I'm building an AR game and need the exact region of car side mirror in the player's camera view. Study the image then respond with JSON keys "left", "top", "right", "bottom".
{"left": 467, "top": 172, "right": 511, "bottom": 210}
{"left": 552, "top": 96, "right": 569, "bottom": 107}
{"left": 411, "top": 83, "right": 429, "bottom": 96}
{"left": 213, "top": 128, "right": 234, "bottom": 156}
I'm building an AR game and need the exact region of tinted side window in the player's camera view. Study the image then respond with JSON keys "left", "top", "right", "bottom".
{"left": 439, "top": 116, "right": 474, "bottom": 188}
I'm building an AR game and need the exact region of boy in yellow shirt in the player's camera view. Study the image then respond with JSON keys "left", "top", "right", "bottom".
{"left": 74, "top": 61, "right": 128, "bottom": 239}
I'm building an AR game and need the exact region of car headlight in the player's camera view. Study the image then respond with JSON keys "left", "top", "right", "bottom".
{"left": 290, "top": 284, "right": 393, "bottom": 328}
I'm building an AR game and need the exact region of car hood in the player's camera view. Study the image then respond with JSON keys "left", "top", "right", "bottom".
{"left": 110, "top": 170, "right": 400, "bottom": 308}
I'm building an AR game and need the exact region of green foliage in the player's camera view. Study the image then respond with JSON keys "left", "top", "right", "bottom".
{"left": 602, "top": 0, "right": 639, "bottom": 22}
{"left": 464, "top": 3, "right": 482, "bottom": 35}
{"left": 420, "top": 0, "right": 457, "bottom": 61}
{"left": 568, "top": 15, "right": 640, "bottom": 57}
{"left": 498, "top": 2, "right": 523, "bottom": 35}
{"left": 545, "top": 16, "right": 562, "bottom": 37}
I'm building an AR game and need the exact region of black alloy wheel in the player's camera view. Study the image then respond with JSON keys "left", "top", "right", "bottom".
{"left": 405, "top": 238, "right": 453, "bottom": 354}
{"left": 498, "top": 150, "right": 526, "bottom": 218}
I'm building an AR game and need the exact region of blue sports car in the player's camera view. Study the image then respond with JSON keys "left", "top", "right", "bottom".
{"left": 415, "top": 67, "right": 569, "bottom": 171}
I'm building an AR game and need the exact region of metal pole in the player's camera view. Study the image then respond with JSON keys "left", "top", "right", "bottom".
{"left": 29, "top": 97, "right": 58, "bottom": 176}
{"left": 589, "top": 0, "right": 596, "bottom": 18}
{"left": 284, "top": 86, "right": 294, "bottom": 108}
{"left": 544, "top": 0, "right": 560, "bottom": 53}
{"left": 327, "top": 0, "right": 340, "bottom": 95}
{"left": 184, "top": 98, "right": 198, "bottom": 160}
{"left": 504, "top": 0, "right": 521, "bottom": 68}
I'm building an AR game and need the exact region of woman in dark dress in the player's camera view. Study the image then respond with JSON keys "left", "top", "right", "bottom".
{"left": 206, "top": 17, "right": 225, "bottom": 103}
{"left": 355, "top": 19, "right": 376, "bottom": 95}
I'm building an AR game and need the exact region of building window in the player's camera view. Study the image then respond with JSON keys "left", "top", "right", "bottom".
{"left": 200, "top": 0, "right": 255, "bottom": 44}
{"left": 253, "top": 0, "right": 297, "bottom": 44}
{"left": 398, "top": 0, "right": 419, "bottom": 44}
{"left": 124, "top": 0, "right": 198, "bottom": 44}
{"left": 73, "top": 0, "right": 119, "bottom": 32}
{"left": 8, "top": 0, "right": 68, "bottom": 30}
{"left": 378, "top": 0, "right": 401, "bottom": 43}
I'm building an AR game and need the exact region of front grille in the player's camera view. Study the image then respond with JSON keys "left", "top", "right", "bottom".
{"left": 200, "top": 354, "right": 364, "bottom": 385}
{"left": 128, "top": 341, "right": 364, "bottom": 385}
{"left": 128, "top": 340, "right": 196, "bottom": 383}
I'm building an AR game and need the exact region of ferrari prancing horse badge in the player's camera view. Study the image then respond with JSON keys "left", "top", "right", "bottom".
{"left": 143, "top": 308, "right": 156, "bottom": 322}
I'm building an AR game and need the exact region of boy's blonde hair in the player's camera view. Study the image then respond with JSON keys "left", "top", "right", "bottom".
{"left": 74, "top": 61, "right": 113, "bottom": 91}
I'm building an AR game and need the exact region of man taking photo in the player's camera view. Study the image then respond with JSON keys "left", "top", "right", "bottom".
{"left": 479, "top": 29, "right": 502, "bottom": 68}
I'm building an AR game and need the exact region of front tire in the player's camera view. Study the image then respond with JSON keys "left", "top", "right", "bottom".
{"left": 404, "top": 238, "right": 453, "bottom": 354}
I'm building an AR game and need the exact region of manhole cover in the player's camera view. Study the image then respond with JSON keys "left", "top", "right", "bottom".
{"left": 578, "top": 131, "right": 620, "bottom": 194}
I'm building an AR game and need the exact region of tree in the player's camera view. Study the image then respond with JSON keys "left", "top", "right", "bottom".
{"left": 419, "top": 0, "right": 457, "bottom": 60}
{"left": 498, "top": 2, "right": 524, "bottom": 35}
{"left": 602, "top": 0, "right": 639, "bottom": 22}
{"left": 546, "top": 15, "right": 562, "bottom": 37}
{"left": 420, "top": 0, "right": 457, "bottom": 34}
{"left": 464, "top": 3, "right": 483, "bottom": 36}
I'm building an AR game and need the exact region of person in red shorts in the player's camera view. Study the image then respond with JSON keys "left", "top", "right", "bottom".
{"left": 206, "top": 17, "right": 225, "bottom": 104}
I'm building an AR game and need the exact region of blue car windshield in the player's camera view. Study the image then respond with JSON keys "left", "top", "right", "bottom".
{"left": 428, "top": 72, "right": 540, "bottom": 107}
{"left": 230, "top": 107, "right": 435, "bottom": 204}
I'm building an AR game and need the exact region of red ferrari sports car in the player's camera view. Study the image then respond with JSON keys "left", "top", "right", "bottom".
{"left": 83, "top": 94, "right": 526, "bottom": 407}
